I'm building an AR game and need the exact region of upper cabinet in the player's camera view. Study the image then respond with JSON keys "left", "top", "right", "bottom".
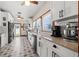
{"left": 64, "top": 1, "right": 78, "bottom": 17}
{"left": 51, "top": 1, "right": 78, "bottom": 21}
{"left": 0, "top": 11, "right": 8, "bottom": 28}
{"left": 51, "top": 1, "right": 65, "bottom": 21}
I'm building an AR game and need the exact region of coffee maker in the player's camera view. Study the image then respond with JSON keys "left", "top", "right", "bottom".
{"left": 51, "top": 21, "right": 61, "bottom": 37}
{"left": 63, "top": 22, "right": 77, "bottom": 40}
{"left": 51, "top": 26, "right": 61, "bottom": 37}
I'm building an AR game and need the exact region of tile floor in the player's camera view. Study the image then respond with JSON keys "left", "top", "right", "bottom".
{"left": 0, "top": 36, "right": 38, "bottom": 57}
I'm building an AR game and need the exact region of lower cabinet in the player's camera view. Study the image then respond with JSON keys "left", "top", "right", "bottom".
{"left": 37, "top": 36, "right": 48, "bottom": 57}
{"left": 48, "top": 48, "right": 60, "bottom": 57}
{"left": 28, "top": 32, "right": 38, "bottom": 53}
{"left": 28, "top": 32, "right": 34, "bottom": 47}
{"left": 28, "top": 32, "right": 78, "bottom": 57}
{"left": 37, "top": 36, "right": 41, "bottom": 56}
{"left": 1, "top": 33, "right": 7, "bottom": 47}
{"left": 40, "top": 38, "right": 48, "bottom": 57}
{"left": 37, "top": 36, "right": 78, "bottom": 57}
{"left": 47, "top": 40, "right": 78, "bottom": 57}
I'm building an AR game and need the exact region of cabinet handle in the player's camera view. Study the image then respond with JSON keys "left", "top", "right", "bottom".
{"left": 52, "top": 51, "right": 55, "bottom": 57}
{"left": 39, "top": 41, "right": 40, "bottom": 47}
{"left": 39, "top": 38, "right": 41, "bottom": 40}
{"left": 53, "top": 45, "right": 57, "bottom": 48}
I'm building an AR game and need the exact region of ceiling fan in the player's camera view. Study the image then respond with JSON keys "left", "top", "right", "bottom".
{"left": 21, "top": 0, "right": 38, "bottom": 6}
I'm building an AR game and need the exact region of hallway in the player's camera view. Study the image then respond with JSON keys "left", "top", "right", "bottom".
{"left": 0, "top": 36, "right": 38, "bottom": 57}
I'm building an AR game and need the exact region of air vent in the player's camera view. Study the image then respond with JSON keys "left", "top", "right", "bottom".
{"left": 18, "top": 12, "right": 21, "bottom": 14}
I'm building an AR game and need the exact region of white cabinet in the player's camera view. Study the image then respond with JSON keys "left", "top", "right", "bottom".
{"left": 53, "top": 43, "right": 78, "bottom": 57}
{"left": 40, "top": 38, "right": 48, "bottom": 57}
{"left": 37, "top": 36, "right": 48, "bottom": 57}
{"left": 37, "top": 35, "right": 41, "bottom": 56}
{"left": 51, "top": 1, "right": 78, "bottom": 21}
{"left": 47, "top": 40, "right": 60, "bottom": 57}
{"left": 0, "top": 11, "right": 8, "bottom": 47}
{"left": 1, "top": 33, "right": 7, "bottom": 47}
{"left": 47, "top": 40, "right": 78, "bottom": 57}
{"left": 37, "top": 36, "right": 78, "bottom": 57}
{"left": 28, "top": 32, "right": 34, "bottom": 48}
{"left": 64, "top": 1, "right": 78, "bottom": 17}
{"left": 51, "top": 1, "right": 65, "bottom": 21}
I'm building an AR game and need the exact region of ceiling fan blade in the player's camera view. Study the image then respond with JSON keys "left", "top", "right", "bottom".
{"left": 30, "top": 1, "right": 38, "bottom": 5}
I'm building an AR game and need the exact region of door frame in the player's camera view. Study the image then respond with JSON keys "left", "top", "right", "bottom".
{"left": 14, "top": 23, "right": 21, "bottom": 37}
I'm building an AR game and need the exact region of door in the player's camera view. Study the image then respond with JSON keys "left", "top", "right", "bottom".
{"left": 14, "top": 23, "right": 21, "bottom": 36}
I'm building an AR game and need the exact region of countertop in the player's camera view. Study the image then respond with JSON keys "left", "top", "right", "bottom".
{"left": 40, "top": 32, "right": 78, "bottom": 53}
{"left": 28, "top": 31, "right": 78, "bottom": 53}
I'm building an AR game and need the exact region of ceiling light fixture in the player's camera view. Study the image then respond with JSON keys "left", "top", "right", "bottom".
{"left": 21, "top": 0, "right": 38, "bottom": 6}
{"left": 17, "top": 15, "right": 24, "bottom": 19}
{"left": 25, "top": 0, "right": 30, "bottom": 6}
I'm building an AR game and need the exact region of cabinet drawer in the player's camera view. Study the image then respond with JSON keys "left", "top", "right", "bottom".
{"left": 51, "top": 43, "right": 78, "bottom": 57}
{"left": 45, "top": 38, "right": 78, "bottom": 57}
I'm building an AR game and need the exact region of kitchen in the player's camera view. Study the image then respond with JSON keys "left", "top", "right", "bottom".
{"left": 27, "top": 1, "right": 78, "bottom": 57}
{"left": 0, "top": 1, "right": 79, "bottom": 57}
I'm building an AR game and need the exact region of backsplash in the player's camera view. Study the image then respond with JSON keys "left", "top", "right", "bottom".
{"left": 58, "top": 18, "right": 78, "bottom": 26}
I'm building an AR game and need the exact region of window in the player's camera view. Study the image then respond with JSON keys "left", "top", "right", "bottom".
{"left": 33, "top": 21, "right": 35, "bottom": 29}
{"left": 42, "top": 12, "right": 52, "bottom": 32}
{"left": 33, "top": 18, "right": 42, "bottom": 31}
{"left": 37, "top": 18, "right": 42, "bottom": 31}
{"left": 33, "top": 20, "right": 37, "bottom": 30}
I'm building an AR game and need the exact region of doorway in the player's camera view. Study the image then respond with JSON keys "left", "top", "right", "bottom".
{"left": 14, "top": 23, "right": 21, "bottom": 37}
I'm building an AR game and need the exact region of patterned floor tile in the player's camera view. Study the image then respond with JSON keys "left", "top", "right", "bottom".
{"left": 0, "top": 36, "right": 38, "bottom": 57}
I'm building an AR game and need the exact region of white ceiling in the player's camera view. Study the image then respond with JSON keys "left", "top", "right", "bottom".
{"left": 0, "top": 1, "right": 46, "bottom": 22}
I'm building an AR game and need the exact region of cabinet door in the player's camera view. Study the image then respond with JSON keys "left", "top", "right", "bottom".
{"left": 48, "top": 47, "right": 53, "bottom": 57}
{"left": 37, "top": 36, "right": 41, "bottom": 56}
{"left": 28, "top": 32, "right": 33, "bottom": 46}
{"left": 30, "top": 36, "right": 34, "bottom": 48}
{"left": 37, "top": 37, "right": 48, "bottom": 57}
{"left": 1, "top": 33, "right": 7, "bottom": 47}
{"left": 65, "top": 1, "right": 78, "bottom": 16}
{"left": 52, "top": 43, "right": 78, "bottom": 57}
{"left": 51, "top": 1, "right": 65, "bottom": 21}
{"left": 47, "top": 41, "right": 61, "bottom": 57}
{"left": 40, "top": 38, "right": 48, "bottom": 57}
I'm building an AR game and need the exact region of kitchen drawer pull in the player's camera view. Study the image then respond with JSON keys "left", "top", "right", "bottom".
{"left": 39, "top": 41, "right": 40, "bottom": 47}
{"left": 39, "top": 38, "right": 41, "bottom": 40}
{"left": 53, "top": 45, "right": 57, "bottom": 48}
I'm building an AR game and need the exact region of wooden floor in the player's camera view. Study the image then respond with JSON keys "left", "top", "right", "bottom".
{"left": 0, "top": 36, "right": 38, "bottom": 57}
